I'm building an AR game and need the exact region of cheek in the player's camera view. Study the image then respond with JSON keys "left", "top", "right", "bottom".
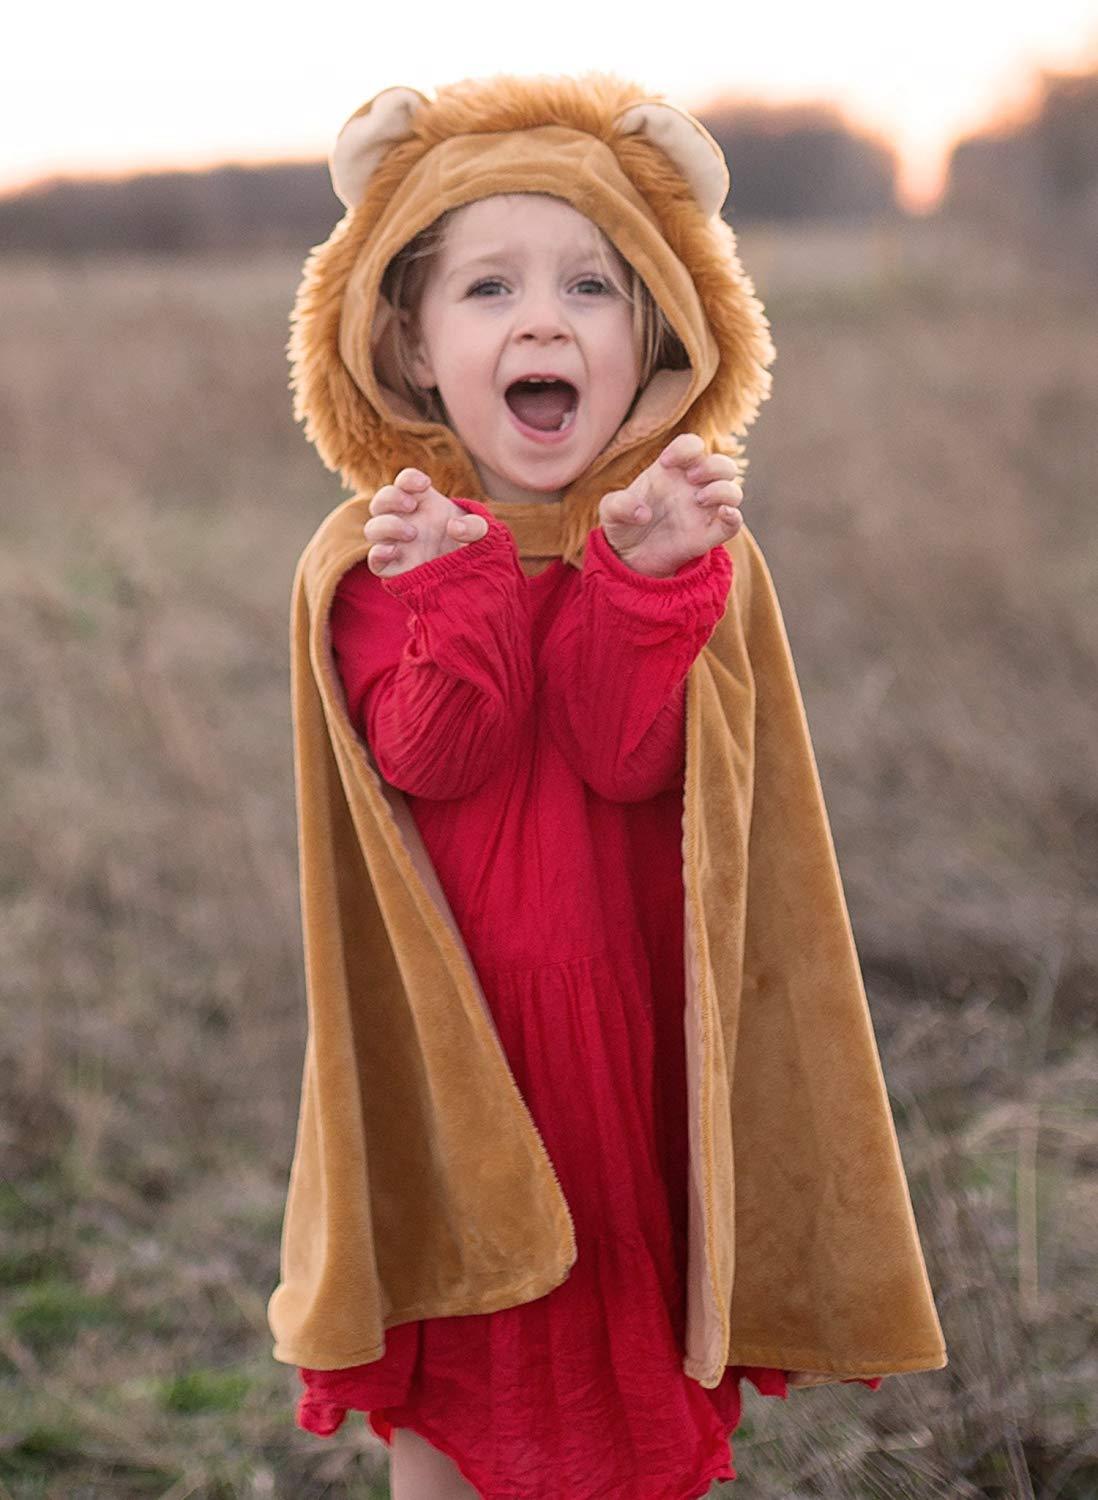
{"left": 436, "top": 324, "right": 496, "bottom": 384}
{"left": 598, "top": 310, "right": 641, "bottom": 378}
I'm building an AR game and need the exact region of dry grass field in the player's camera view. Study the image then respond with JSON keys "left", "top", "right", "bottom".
{"left": 0, "top": 215, "right": 1095, "bottom": 1498}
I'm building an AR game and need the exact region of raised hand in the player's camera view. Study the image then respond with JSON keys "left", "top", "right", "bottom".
{"left": 598, "top": 433, "right": 744, "bottom": 578}
{"left": 363, "top": 468, "right": 490, "bottom": 578}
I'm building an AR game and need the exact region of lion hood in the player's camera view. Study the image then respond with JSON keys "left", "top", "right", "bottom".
{"left": 286, "top": 70, "right": 776, "bottom": 566}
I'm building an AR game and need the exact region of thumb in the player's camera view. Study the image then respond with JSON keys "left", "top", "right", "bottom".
{"left": 601, "top": 489, "right": 650, "bottom": 528}
{"left": 448, "top": 511, "right": 489, "bottom": 542}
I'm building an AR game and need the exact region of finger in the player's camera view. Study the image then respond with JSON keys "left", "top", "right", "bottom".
{"left": 370, "top": 483, "right": 420, "bottom": 516}
{"left": 367, "top": 542, "right": 400, "bottom": 575}
{"left": 394, "top": 467, "right": 432, "bottom": 493}
{"left": 692, "top": 479, "right": 744, "bottom": 509}
{"left": 364, "top": 515, "right": 418, "bottom": 544}
{"left": 715, "top": 504, "right": 742, "bottom": 533}
{"left": 659, "top": 432, "right": 706, "bottom": 471}
{"left": 684, "top": 453, "right": 741, "bottom": 484}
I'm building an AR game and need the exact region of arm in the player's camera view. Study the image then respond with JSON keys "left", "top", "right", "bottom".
{"left": 330, "top": 500, "right": 534, "bottom": 800}
{"left": 538, "top": 524, "right": 734, "bottom": 803}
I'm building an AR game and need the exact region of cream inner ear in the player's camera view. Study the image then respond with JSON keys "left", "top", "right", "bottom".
{"left": 613, "top": 101, "right": 730, "bottom": 219}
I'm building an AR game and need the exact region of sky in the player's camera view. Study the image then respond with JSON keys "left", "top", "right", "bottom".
{"left": 3, "top": 1, "right": 1097, "bottom": 213}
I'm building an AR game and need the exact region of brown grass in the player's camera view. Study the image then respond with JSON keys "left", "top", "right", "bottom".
{"left": 0, "top": 216, "right": 1095, "bottom": 1498}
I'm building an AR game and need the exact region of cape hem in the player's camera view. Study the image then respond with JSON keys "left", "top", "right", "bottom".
{"left": 684, "top": 1347, "right": 947, "bottom": 1388}
{"left": 270, "top": 1264, "right": 579, "bottom": 1370}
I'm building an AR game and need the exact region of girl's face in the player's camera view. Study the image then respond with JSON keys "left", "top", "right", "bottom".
{"left": 407, "top": 194, "right": 642, "bottom": 505}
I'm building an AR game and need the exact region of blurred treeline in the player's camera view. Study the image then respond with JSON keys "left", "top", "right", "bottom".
{"left": 1, "top": 56, "right": 1096, "bottom": 1500}
{"left": 1, "top": 66, "right": 1095, "bottom": 273}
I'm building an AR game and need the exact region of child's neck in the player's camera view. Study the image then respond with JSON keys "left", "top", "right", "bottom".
{"left": 488, "top": 487, "right": 562, "bottom": 506}
{"left": 475, "top": 464, "right": 563, "bottom": 507}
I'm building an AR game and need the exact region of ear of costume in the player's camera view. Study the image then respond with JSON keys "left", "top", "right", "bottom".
{"left": 612, "top": 101, "right": 730, "bottom": 218}
{"left": 330, "top": 85, "right": 433, "bottom": 210}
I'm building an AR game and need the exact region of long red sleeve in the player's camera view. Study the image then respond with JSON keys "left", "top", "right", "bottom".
{"left": 329, "top": 498, "right": 531, "bottom": 801}
{"left": 537, "top": 523, "right": 734, "bottom": 802}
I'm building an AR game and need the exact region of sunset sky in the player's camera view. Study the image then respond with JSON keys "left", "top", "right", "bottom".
{"left": 3, "top": 1, "right": 1097, "bottom": 213}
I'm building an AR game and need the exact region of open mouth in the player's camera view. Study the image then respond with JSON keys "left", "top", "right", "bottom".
{"left": 504, "top": 378, "right": 578, "bottom": 435}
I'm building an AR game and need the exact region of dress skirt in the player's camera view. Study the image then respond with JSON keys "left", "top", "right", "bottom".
{"left": 298, "top": 948, "right": 790, "bottom": 1499}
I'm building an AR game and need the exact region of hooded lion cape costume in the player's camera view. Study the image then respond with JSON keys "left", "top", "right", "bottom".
{"left": 268, "top": 71, "right": 947, "bottom": 1391}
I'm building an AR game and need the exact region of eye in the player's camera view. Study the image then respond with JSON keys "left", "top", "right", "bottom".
{"left": 466, "top": 276, "right": 613, "bottom": 298}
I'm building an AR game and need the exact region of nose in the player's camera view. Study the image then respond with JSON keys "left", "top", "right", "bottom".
{"left": 514, "top": 286, "right": 570, "bottom": 344}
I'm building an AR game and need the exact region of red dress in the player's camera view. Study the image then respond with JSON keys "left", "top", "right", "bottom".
{"left": 296, "top": 498, "right": 876, "bottom": 1498}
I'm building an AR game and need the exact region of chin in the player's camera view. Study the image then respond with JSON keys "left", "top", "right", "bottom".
{"left": 485, "top": 459, "right": 580, "bottom": 497}
{"left": 513, "top": 448, "right": 595, "bottom": 488}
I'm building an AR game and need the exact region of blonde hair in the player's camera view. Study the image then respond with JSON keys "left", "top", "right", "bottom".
{"left": 379, "top": 195, "right": 689, "bottom": 426}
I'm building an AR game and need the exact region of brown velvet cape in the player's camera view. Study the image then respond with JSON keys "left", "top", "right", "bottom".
{"left": 267, "top": 72, "right": 947, "bottom": 1391}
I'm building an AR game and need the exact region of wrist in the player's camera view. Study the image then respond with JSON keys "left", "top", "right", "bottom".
{"left": 617, "top": 559, "right": 678, "bottom": 579}
{"left": 599, "top": 527, "right": 708, "bottom": 581}
{"left": 604, "top": 539, "right": 666, "bottom": 578}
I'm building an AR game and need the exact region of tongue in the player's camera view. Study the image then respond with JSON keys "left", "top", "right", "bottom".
{"left": 506, "top": 381, "right": 574, "bottom": 431}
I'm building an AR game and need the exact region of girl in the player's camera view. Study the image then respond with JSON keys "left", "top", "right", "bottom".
{"left": 269, "top": 71, "right": 947, "bottom": 1500}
